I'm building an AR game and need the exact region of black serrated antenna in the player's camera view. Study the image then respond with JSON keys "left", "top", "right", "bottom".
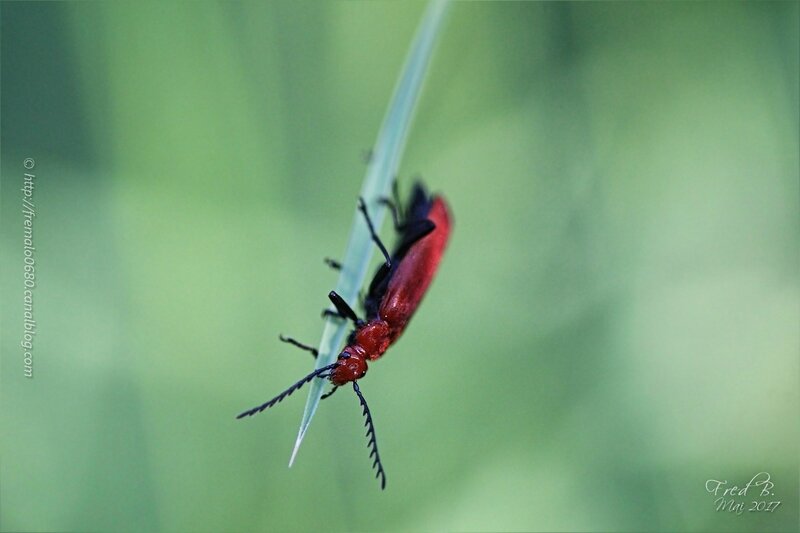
{"left": 352, "top": 382, "right": 387, "bottom": 490}
{"left": 236, "top": 363, "right": 338, "bottom": 419}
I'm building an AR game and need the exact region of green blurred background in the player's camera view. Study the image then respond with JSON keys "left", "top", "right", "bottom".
{"left": 1, "top": 2, "right": 798, "bottom": 532}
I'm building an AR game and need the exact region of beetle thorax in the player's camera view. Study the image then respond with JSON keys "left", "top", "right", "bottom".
{"left": 354, "top": 319, "right": 391, "bottom": 360}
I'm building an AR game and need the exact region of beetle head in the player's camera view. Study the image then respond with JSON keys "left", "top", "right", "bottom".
{"left": 331, "top": 352, "right": 367, "bottom": 385}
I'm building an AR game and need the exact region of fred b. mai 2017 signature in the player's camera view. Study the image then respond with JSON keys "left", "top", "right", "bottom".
{"left": 705, "top": 472, "right": 781, "bottom": 515}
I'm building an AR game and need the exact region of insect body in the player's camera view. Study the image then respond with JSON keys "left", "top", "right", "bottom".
{"left": 237, "top": 182, "right": 452, "bottom": 489}
{"left": 330, "top": 187, "right": 452, "bottom": 384}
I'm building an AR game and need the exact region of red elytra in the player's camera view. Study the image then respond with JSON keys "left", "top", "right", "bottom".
{"left": 237, "top": 182, "right": 452, "bottom": 490}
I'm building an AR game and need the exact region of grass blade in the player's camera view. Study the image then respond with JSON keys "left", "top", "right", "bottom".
{"left": 289, "top": 0, "right": 451, "bottom": 466}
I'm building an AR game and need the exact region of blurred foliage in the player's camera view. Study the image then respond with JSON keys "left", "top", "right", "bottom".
{"left": 1, "top": 2, "right": 798, "bottom": 532}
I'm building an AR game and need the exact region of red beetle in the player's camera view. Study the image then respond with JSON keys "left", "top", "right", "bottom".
{"left": 237, "top": 182, "right": 452, "bottom": 489}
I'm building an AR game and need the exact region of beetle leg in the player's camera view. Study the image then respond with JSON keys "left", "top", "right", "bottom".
{"left": 321, "top": 386, "right": 339, "bottom": 400}
{"left": 402, "top": 219, "right": 436, "bottom": 246}
{"left": 327, "top": 291, "right": 364, "bottom": 327}
{"left": 358, "top": 198, "right": 391, "bottom": 267}
{"left": 391, "top": 177, "right": 406, "bottom": 225}
{"left": 278, "top": 334, "right": 318, "bottom": 358}
{"left": 361, "top": 148, "right": 373, "bottom": 164}
{"left": 323, "top": 257, "right": 342, "bottom": 271}
{"left": 377, "top": 198, "right": 403, "bottom": 232}
{"left": 391, "top": 177, "right": 401, "bottom": 213}
{"left": 322, "top": 309, "right": 345, "bottom": 320}
{"left": 391, "top": 219, "right": 436, "bottom": 259}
